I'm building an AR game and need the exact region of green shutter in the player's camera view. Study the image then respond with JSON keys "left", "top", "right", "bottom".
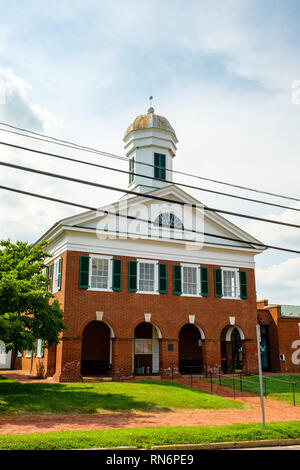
{"left": 214, "top": 268, "right": 223, "bottom": 297}
{"left": 200, "top": 267, "right": 209, "bottom": 297}
{"left": 49, "top": 264, "right": 54, "bottom": 292}
{"left": 239, "top": 271, "right": 248, "bottom": 299}
{"left": 159, "top": 263, "right": 167, "bottom": 293}
{"left": 129, "top": 157, "right": 135, "bottom": 185}
{"left": 57, "top": 258, "right": 63, "bottom": 291}
{"left": 173, "top": 265, "right": 182, "bottom": 295}
{"left": 154, "top": 153, "right": 166, "bottom": 180}
{"left": 79, "top": 256, "right": 90, "bottom": 289}
{"left": 128, "top": 260, "right": 137, "bottom": 292}
{"left": 112, "top": 259, "right": 122, "bottom": 291}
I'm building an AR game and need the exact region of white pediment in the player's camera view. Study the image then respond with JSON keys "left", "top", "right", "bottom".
{"left": 40, "top": 184, "right": 264, "bottom": 255}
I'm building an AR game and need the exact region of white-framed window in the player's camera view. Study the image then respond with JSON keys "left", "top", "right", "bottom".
{"left": 52, "top": 257, "right": 62, "bottom": 294}
{"left": 154, "top": 212, "right": 183, "bottom": 230}
{"left": 25, "top": 350, "right": 32, "bottom": 358}
{"left": 221, "top": 267, "right": 240, "bottom": 299}
{"left": 89, "top": 255, "right": 113, "bottom": 291}
{"left": 135, "top": 339, "right": 152, "bottom": 354}
{"left": 137, "top": 259, "right": 159, "bottom": 294}
{"left": 36, "top": 339, "right": 44, "bottom": 358}
{"left": 181, "top": 263, "right": 201, "bottom": 297}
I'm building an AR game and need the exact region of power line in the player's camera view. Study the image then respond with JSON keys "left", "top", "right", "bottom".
{"left": 0, "top": 120, "right": 299, "bottom": 203}
{"left": 1, "top": 158, "right": 300, "bottom": 230}
{"left": 1, "top": 139, "right": 300, "bottom": 215}
{"left": 1, "top": 183, "right": 300, "bottom": 255}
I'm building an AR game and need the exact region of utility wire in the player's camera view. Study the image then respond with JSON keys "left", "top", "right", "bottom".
{"left": 0, "top": 120, "right": 299, "bottom": 203}
{"left": 2, "top": 183, "right": 300, "bottom": 255}
{"left": 1, "top": 139, "right": 300, "bottom": 215}
{"left": 1, "top": 158, "right": 300, "bottom": 230}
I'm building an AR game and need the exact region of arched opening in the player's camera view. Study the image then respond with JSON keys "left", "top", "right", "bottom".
{"left": 220, "top": 326, "right": 244, "bottom": 373}
{"left": 134, "top": 322, "right": 160, "bottom": 375}
{"left": 81, "top": 321, "right": 112, "bottom": 376}
{"left": 178, "top": 324, "right": 203, "bottom": 374}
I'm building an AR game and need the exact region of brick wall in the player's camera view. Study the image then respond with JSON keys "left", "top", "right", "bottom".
{"left": 16, "top": 250, "right": 259, "bottom": 381}
{"left": 257, "top": 303, "right": 300, "bottom": 373}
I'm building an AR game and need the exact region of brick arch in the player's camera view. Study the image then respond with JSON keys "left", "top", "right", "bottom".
{"left": 176, "top": 319, "right": 206, "bottom": 340}
{"left": 132, "top": 317, "right": 165, "bottom": 339}
{"left": 219, "top": 323, "right": 246, "bottom": 341}
{"left": 79, "top": 316, "right": 119, "bottom": 339}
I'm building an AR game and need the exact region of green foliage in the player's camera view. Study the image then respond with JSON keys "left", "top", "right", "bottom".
{"left": 0, "top": 239, "right": 66, "bottom": 352}
{"left": 0, "top": 421, "right": 300, "bottom": 450}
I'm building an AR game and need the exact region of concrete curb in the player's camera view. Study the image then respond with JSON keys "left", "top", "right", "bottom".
{"left": 152, "top": 438, "right": 300, "bottom": 450}
{"left": 83, "top": 438, "right": 300, "bottom": 450}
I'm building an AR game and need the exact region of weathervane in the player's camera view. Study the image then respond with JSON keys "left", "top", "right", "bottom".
{"left": 148, "top": 95, "right": 154, "bottom": 114}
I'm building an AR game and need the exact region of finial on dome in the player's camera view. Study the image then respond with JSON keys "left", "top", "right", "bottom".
{"left": 147, "top": 95, "right": 154, "bottom": 114}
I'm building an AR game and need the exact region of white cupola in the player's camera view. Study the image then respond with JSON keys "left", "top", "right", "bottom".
{"left": 123, "top": 99, "right": 178, "bottom": 194}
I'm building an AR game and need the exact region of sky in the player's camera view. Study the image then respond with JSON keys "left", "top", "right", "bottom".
{"left": 0, "top": 0, "right": 300, "bottom": 304}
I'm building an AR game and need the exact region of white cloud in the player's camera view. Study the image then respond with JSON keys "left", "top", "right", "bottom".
{"left": 256, "top": 257, "right": 300, "bottom": 304}
{"left": 0, "top": 67, "right": 56, "bottom": 131}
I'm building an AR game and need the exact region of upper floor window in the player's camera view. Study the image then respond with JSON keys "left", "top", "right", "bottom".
{"left": 129, "top": 157, "right": 135, "bottom": 185}
{"left": 154, "top": 212, "right": 183, "bottom": 230}
{"left": 137, "top": 259, "right": 159, "bottom": 294}
{"left": 222, "top": 269, "right": 239, "bottom": 298}
{"left": 49, "top": 258, "right": 62, "bottom": 293}
{"left": 79, "top": 255, "right": 122, "bottom": 291}
{"left": 89, "top": 255, "right": 113, "bottom": 291}
{"left": 174, "top": 264, "right": 209, "bottom": 297}
{"left": 182, "top": 264, "right": 199, "bottom": 295}
{"left": 214, "top": 268, "right": 247, "bottom": 299}
{"left": 154, "top": 153, "right": 166, "bottom": 181}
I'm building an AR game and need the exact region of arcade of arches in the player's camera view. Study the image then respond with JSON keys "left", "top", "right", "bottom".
{"left": 80, "top": 320, "right": 250, "bottom": 377}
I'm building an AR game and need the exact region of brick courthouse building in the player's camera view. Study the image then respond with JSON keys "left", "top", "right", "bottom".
{"left": 15, "top": 106, "right": 266, "bottom": 382}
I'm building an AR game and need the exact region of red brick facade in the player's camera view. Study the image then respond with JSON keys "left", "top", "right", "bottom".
{"left": 15, "top": 250, "right": 259, "bottom": 381}
{"left": 257, "top": 300, "right": 300, "bottom": 372}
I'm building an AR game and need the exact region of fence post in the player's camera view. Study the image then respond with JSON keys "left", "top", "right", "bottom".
{"left": 232, "top": 377, "right": 236, "bottom": 400}
{"left": 292, "top": 382, "right": 296, "bottom": 407}
{"left": 218, "top": 371, "right": 221, "bottom": 386}
{"left": 264, "top": 377, "right": 267, "bottom": 397}
{"left": 190, "top": 371, "right": 193, "bottom": 388}
{"left": 239, "top": 372, "right": 243, "bottom": 392}
{"left": 210, "top": 372, "right": 213, "bottom": 393}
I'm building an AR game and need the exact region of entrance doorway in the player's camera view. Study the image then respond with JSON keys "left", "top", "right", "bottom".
{"left": 178, "top": 324, "right": 203, "bottom": 374}
{"left": 134, "top": 322, "right": 160, "bottom": 375}
{"left": 81, "top": 321, "right": 111, "bottom": 376}
{"left": 221, "top": 326, "right": 244, "bottom": 373}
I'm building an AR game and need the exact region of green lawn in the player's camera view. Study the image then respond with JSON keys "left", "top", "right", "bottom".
{"left": 215, "top": 374, "right": 300, "bottom": 406}
{"left": 1, "top": 421, "right": 300, "bottom": 450}
{"left": 0, "top": 376, "right": 245, "bottom": 415}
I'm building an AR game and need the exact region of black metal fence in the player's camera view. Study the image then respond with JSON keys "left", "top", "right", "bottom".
{"left": 172, "top": 364, "right": 298, "bottom": 407}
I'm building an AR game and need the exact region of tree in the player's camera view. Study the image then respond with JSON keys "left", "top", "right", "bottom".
{"left": 0, "top": 239, "right": 66, "bottom": 353}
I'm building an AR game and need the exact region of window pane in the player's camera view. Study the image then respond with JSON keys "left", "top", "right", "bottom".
{"left": 223, "top": 271, "right": 237, "bottom": 297}
{"left": 182, "top": 266, "right": 197, "bottom": 295}
{"left": 139, "top": 263, "right": 155, "bottom": 292}
{"left": 91, "top": 258, "right": 109, "bottom": 289}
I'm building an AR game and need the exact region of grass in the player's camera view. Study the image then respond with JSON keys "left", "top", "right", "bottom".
{"left": 214, "top": 374, "right": 300, "bottom": 406}
{"left": 0, "top": 376, "right": 245, "bottom": 415}
{"left": 1, "top": 421, "right": 300, "bottom": 450}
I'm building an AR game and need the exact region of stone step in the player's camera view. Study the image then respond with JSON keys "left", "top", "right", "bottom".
{"left": 82, "top": 376, "right": 112, "bottom": 382}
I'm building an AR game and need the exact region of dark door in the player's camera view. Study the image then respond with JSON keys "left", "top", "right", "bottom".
{"left": 231, "top": 329, "right": 243, "bottom": 370}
